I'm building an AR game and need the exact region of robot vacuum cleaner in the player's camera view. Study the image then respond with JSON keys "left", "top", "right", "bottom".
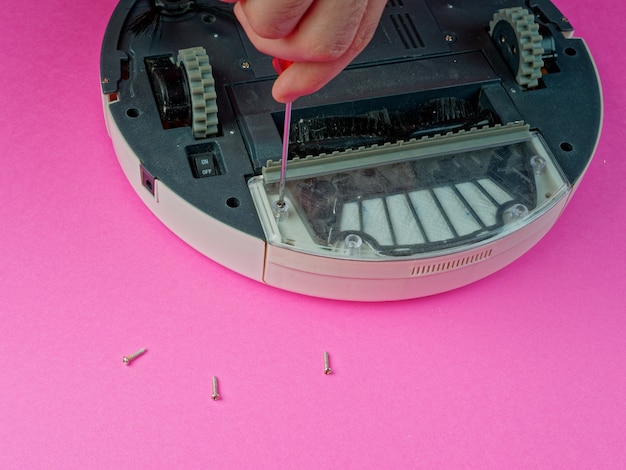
{"left": 101, "top": 0, "right": 602, "bottom": 300}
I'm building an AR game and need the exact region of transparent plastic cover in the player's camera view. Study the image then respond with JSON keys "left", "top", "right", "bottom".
{"left": 249, "top": 125, "right": 570, "bottom": 260}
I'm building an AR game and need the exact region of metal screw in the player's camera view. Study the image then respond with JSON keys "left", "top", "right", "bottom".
{"left": 101, "top": 77, "right": 110, "bottom": 84}
{"left": 240, "top": 60, "right": 251, "bottom": 70}
{"left": 211, "top": 376, "right": 221, "bottom": 400}
{"left": 444, "top": 33, "right": 456, "bottom": 44}
{"left": 122, "top": 348, "right": 147, "bottom": 365}
{"left": 324, "top": 351, "right": 332, "bottom": 375}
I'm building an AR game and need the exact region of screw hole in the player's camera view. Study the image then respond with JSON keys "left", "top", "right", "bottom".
{"left": 565, "top": 47, "right": 577, "bottom": 56}
{"left": 126, "top": 108, "right": 140, "bottom": 118}
{"left": 444, "top": 32, "right": 456, "bottom": 43}
{"left": 202, "top": 14, "right": 216, "bottom": 23}
{"left": 560, "top": 142, "right": 573, "bottom": 152}
{"left": 226, "top": 197, "right": 240, "bottom": 208}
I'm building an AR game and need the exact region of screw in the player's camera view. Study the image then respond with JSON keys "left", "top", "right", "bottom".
{"left": 444, "top": 33, "right": 456, "bottom": 44}
{"left": 324, "top": 351, "right": 332, "bottom": 375}
{"left": 211, "top": 376, "right": 221, "bottom": 400}
{"left": 240, "top": 60, "right": 251, "bottom": 70}
{"left": 122, "top": 348, "right": 147, "bottom": 365}
{"left": 101, "top": 77, "right": 110, "bottom": 84}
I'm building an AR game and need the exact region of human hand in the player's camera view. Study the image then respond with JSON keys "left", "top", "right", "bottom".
{"left": 221, "top": 0, "right": 387, "bottom": 103}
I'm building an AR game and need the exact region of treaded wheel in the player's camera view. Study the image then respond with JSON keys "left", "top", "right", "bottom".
{"left": 177, "top": 46, "right": 219, "bottom": 138}
{"left": 489, "top": 7, "right": 545, "bottom": 89}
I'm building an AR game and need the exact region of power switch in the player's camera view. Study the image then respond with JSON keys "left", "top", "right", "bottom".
{"left": 193, "top": 155, "right": 219, "bottom": 177}
{"left": 186, "top": 142, "right": 223, "bottom": 178}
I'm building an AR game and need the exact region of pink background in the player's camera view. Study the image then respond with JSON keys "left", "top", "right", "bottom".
{"left": 1, "top": 1, "right": 625, "bottom": 468}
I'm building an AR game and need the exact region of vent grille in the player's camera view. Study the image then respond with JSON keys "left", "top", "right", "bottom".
{"left": 389, "top": 13, "right": 424, "bottom": 49}
{"left": 412, "top": 249, "right": 493, "bottom": 276}
{"left": 387, "top": 0, "right": 404, "bottom": 6}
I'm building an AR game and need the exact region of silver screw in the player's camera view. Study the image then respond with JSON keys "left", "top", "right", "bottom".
{"left": 324, "top": 351, "right": 332, "bottom": 375}
{"left": 211, "top": 376, "right": 221, "bottom": 400}
{"left": 122, "top": 348, "right": 147, "bottom": 365}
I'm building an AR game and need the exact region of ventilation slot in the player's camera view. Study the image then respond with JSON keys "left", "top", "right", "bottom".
{"left": 412, "top": 249, "right": 493, "bottom": 276}
{"left": 387, "top": 0, "right": 404, "bottom": 7}
{"left": 389, "top": 13, "right": 424, "bottom": 49}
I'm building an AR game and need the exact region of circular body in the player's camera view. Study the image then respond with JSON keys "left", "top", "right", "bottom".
{"left": 100, "top": 0, "right": 601, "bottom": 300}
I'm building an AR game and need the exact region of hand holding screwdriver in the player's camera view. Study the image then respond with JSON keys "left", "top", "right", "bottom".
{"left": 221, "top": 0, "right": 387, "bottom": 103}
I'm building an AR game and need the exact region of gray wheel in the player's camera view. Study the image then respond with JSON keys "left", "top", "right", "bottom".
{"left": 489, "top": 7, "right": 545, "bottom": 89}
{"left": 178, "top": 46, "right": 219, "bottom": 138}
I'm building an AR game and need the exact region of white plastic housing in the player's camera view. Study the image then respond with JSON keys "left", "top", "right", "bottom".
{"left": 104, "top": 93, "right": 580, "bottom": 300}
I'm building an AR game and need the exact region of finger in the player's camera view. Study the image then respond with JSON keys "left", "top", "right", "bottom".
{"left": 294, "top": 0, "right": 368, "bottom": 62}
{"left": 237, "top": 0, "right": 369, "bottom": 63}
{"left": 234, "top": 0, "right": 315, "bottom": 40}
{"left": 272, "top": 60, "right": 350, "bottom": 103}
{"left": 271, "top": 0, "right": 386, "bottom": 102}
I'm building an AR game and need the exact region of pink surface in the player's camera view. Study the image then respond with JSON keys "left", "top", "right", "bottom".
{"left": 1, "top": 1, "right": 625, "bottom": 468}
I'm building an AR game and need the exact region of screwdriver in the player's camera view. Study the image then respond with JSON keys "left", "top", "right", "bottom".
{"left": 271, "top": 57, "right": 294, "bottom": 211}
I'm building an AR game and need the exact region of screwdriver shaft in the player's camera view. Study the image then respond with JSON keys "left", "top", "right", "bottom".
{"left": 277, "top": 101, "right": 292, "bottom": 207}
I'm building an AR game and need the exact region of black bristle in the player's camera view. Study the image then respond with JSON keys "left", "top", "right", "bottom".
{"left": 126, "top": 1, "right": 234, "bottom": 37}
{"left": 289, "top": 97, "right": 498, "bottom": 158}
{"left": 126, "top": 0, "right": 163, "bottom": 37}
